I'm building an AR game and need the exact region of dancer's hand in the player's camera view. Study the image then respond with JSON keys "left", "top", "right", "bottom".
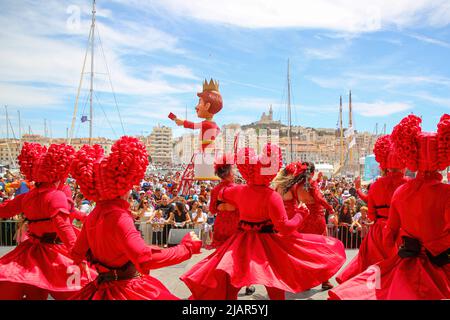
{"left": 79, "top": 261, "right": 92, "bottom": 282}
{"left": 175, "top": 118, "right": 184, "bottom": 126}
{"left": 354, "top": 176, "right": 361, "bottom": 189}
{"left": 189, "top": 231, "right": 200, "bottom": 242}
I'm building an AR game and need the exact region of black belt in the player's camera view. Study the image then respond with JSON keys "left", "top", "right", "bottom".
{"left": 29, "top": 232, "right": 62, "bottom": 244}
{"left": 398, "top": 236, "right": 449, "bottom": 267}
{"left": 25, "top": 217, "right": 52, "bottom": 224}
{"left": 374, "top": 205, "right": 389, "bottom": 209}
{"left": 238, "top": 220, "right": 275, "bottom": 233}
{"left": 86, "top": 250, "right": 142, "bottom": 284}
{"left": 96, "top": 261, "right": 142, "bottom": 284}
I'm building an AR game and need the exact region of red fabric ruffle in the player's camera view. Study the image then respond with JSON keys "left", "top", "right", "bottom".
{"left": 181, "top": 230, "right": 346, "bottom": 299}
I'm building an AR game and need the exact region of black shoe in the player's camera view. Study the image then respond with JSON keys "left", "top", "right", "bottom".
{"left": 245, "top": 286, "right": 256, "bottom": 295}
{"left": 321, "top": 281, "right": 334, "bottom": 290}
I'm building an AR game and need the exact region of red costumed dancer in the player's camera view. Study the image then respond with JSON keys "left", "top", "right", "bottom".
{"left": 180, "top": 144, "right": 346, "bottom": 300}
{"left": 329, "top": 114, "right": 450, "bottom": 300}
{"left": 273, "top": 161, "right": 336, "bottom": 290}
{"left": 335, "top": 134, "right": 408, "bottom": 284}
{"left": 209, "top": 154, "right": 240, "bottom": 248}
{"left": 280, "top": 163, "right": 335, "bottom": 236}
{"left": 0, "top": 143, "right": 93, "bottom": 300}
{"left": 69, "top": 136, "right": 202, "bottom": 300}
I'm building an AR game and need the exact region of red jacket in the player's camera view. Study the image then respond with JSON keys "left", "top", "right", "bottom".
{"left": 0, "top": 184, "right": 77, "bottom": 250}
{"left": 386, "top": 172, "right": 450, "bottom": 256}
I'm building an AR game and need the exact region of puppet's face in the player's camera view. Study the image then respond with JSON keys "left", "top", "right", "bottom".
{"left": 195, "top": 97, "right": 213, "bottom": 119}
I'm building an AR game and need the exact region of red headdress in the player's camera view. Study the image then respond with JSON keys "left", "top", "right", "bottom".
{"left": 391, "top": 114, "right": 450, "bottom": 172}
{"left": 236, "top": 143, "right": 282, "bottom": 186}
{"left": 18, "top": 142, "right": 75, "bottom": 183}
{"left": 285, "top": 162, "right": 309, "bottom": 177}
{"left": 70, "top": 136, "right": 149, "bottom": 201}
{"left": 373, "top": 134, "right": 404, "bottom": 171}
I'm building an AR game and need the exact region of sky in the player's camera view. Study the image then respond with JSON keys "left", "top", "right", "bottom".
{"left": 1, "top": 0, "right": 450, "bottom": 139}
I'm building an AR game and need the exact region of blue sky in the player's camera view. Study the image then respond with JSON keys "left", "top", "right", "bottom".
{"left": 1, "top": 0, "right": 450, "bottom": 139}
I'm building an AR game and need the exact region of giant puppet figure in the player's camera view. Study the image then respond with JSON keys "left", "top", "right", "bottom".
{"left": 169, "top": 79, "right": 222, "bottom": 180}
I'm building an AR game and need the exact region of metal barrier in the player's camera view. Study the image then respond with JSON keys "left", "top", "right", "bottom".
{"left": 0, "top": 220, "right": 19, "bottom": 246}
{"left": 326, "top": 224, "right": 369, "bottom": 249}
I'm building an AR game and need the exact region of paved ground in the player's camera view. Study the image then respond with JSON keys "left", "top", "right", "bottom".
{"left": 0, "top": 246, "right": 357, "bottom": 300}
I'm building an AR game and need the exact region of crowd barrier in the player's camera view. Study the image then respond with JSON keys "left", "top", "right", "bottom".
{"left": 326, "top": 223, "right": 370, "bottom": 249}
{"left": 0, "top": 220, "right": 19, "bottom": 246}
{"left": 1, "top": 220, "right": 369, "bottom": 250}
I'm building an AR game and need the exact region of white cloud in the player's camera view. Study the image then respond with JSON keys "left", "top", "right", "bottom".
{"left": 126, "top": 0, "right": 450, "bottom": 32}
{"left": 0, "top": 83, "right": 64, "bottom": 109}
{"left": 353, "top": 101, "right": 413, "bottom": 116}
{"left": 408, "top": 33, "right": 450, "bottom": 49}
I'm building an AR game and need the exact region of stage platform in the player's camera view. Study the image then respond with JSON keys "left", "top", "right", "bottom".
{"left": 0, "top": 246, "right": 357, "bottom": 300}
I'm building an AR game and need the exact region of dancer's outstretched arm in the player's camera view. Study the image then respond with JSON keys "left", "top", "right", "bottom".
{"left": 0, "top": 193, "right": 25, "bottom": 218}
{"left": 114, "top": 213, "right": 201, "bottom": 273}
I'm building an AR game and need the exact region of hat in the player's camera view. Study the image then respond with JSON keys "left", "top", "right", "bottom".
{"left": 18, "top": 142, "right": 75, "bottom": 183}
{"left": 71, "top": 136, "right": 149, "bottom": 201}
{"left": 342, "top": 190, "right": 351, "bottom": 198}
{"left": 391, "top": 114, "right": 450, "bottom": 172}
{"left": 236, "top": 143, "right": 282, "bottom": 186}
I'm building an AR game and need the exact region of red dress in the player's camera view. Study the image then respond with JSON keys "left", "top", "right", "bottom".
{"left": 298, "top": 183, "right": 334, "bottom": 236}
{"left": 329, "top": 172, "right": 450, "bottom": 300}
{"left": 69, "top": 198, "right": 201, "bottom": 300}
{"left": 336, "top": 172, "right": 408, "bottom": 284}
{"left": 180, "top": 185, "right": 346, "bottom": 299}
{"left": 0, "top": 185, "right": 93, "bottom": 296}
{"left": 210, "top": 180, "right": 240, "bottom": 247}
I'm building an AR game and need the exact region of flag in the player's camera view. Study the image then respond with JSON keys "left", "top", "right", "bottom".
{"left": 344, "top": 126, "right": 355, "bottom": 138}
{"left": 349, "top": 137, "right": 356, "bottom": 149}
{"left": 81, "top": 115, "right": 88, "bottom": 123}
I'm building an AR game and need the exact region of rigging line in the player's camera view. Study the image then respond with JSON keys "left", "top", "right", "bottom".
{"left": 96, "top": 27, "right": 126, "bottom": 135}
{"left": 69, "top": 23, "right": 93, "bottom": 145}
{"left": 7, "top": 117, "right": 17, "bottom": 140}
{"left": 94, "top": 91, "right": 117, "bottom": 138}
{"left": 75, "top": 90, "right": 90, "bottom": 139}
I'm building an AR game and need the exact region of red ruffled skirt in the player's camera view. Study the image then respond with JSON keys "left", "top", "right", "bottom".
{"left": 69, "top": 275, "right": 179, "bottom": 300}
{"left": 0, "top": 237, "right": 94, "bottom": 292}
{"left": 181, "top": 229, "right": 346, "bottom": 299}
{"left": 329, "top": 252, "right": 450, "bottom": 300}
{"left": 211, "top": 211, "right": 240, "bottom": 248}
{"left": 336, "top": 219, "right": 396, "bottom": 284}
{"left": 298, "top": 212, "right": 327, "bottom": 235}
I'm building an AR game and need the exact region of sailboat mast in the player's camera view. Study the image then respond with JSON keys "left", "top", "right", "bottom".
{"left": 287, "top": 59, "right": 293, "bottom": 163}
{"left": 18, "top": 110, "right": 21, "bottom": 140}
{"left": 5, "top": 106, "right": 8, "bottom": 140}
{"left": 89, "top": 0, "right": 96, "bottom": 145}
{"left": 349, "top": 90, "right": 353, "bottom": 167}
{"left": 339, "top": 96, "right": 343, "bottom": 166}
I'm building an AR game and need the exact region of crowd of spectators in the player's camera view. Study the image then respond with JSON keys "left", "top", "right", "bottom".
{"left": 2, "top": 167, "right": 448, "bottom": 248}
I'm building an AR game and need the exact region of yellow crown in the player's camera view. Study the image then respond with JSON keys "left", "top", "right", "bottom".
{"left": 202, "top": 78, "right": 220, "bottom": 93}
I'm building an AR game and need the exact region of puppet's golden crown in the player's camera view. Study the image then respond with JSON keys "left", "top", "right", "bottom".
{"left": 202, "top": 78, "right": 220, "bottom": 92}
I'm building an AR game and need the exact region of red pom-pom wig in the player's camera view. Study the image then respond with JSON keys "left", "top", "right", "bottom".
{"left": 373, "top": 134, "right": 404, "bottom": 171}
{"left": 391, "top": 114, "right": 450, "bottom": 172}
{"left": 236, "top": 143, "right": 282, "bottom": 186}
{"left": 70, "top": 136, "right": 149, "bottom": 201}
{"left": 18, "top": 142, "right": 75, "bottom": 183}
